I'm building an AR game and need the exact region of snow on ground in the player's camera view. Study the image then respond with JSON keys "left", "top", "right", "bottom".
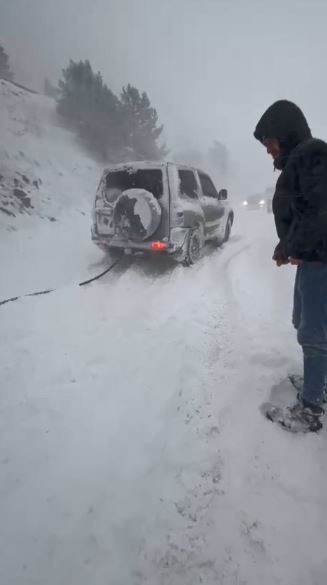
{"left": 2, "top": 212, "right": 327, "bottom": 585}
{"left": 1, "top": 83, "right": 327, "bottom": 584}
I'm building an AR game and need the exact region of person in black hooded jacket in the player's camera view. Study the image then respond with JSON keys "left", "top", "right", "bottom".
{"left": 254, "top": 100, "right": 327, "bottom": 432}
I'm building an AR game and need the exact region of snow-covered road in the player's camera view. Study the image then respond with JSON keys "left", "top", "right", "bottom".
{"left": 1, "top": 210, "right": 327, "bottom": 585}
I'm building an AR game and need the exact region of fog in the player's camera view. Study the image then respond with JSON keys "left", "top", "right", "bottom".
{"left": 1, "top": 0, "right": 327, "bottom": 196}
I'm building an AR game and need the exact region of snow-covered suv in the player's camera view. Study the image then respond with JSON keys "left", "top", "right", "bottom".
{"left": 91, "top": 161, "right": 234, "bottom": 264}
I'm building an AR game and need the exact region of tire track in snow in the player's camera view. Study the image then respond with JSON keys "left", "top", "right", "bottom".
{"left": 124, "top": 233, "right": 276, "bottom": 585}
{"left": 126, "top": 235, "right": 263, "bottom": 585}
{"left": 148, "top": 231, "right": 278, "bottom": 584}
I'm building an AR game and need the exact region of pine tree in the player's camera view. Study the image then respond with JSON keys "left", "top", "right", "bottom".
{"left": 57, "top": 60, "right": 94, "bottom": 124}
{"left": 57, "top": 61, "right": 168, "bottom": 163}
{"left": 0, "top": 45, "right": 13, "bottom": 81}
{"left": 57, "top": 60, "right": 124, "bottom": 160}
{"left": 121, "top": 84, "right": 167, "bottom": 161}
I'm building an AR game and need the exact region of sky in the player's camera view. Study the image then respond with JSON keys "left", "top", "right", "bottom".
{"left": 1, "top": 0, "right": 327, "bottom": 194}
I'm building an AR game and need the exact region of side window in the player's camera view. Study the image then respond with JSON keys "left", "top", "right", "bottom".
{"left": 199, "top": 173, "right": 218, "bottom": 198}
{"left": 178, "top": 170, "right": 198, "bottom": 199}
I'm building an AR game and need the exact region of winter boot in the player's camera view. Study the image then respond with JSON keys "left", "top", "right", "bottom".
{"left": 268, "top": 399, "right": 325, "bottom": 433}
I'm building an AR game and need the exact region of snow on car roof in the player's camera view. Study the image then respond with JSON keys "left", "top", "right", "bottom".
{"left": 103, "top": 161, "right": 168, "bottom": 173}
{"left": 102, "top": 161, "right": 207, "bottom": 175}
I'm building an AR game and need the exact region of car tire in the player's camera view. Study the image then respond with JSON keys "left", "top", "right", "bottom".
{"left": 182, "top": 228, "right": 203, "bottom": 266}
{"left": 223, "top": 216, "right": 233, "bottom": 243}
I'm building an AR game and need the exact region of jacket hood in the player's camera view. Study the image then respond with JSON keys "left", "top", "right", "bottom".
{"left": 254, "top": 100, "right": 312, "bottom": 168}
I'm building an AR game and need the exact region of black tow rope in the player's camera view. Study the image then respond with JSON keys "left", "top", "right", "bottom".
{"left": 0, "top": 258, "right": 121, "bottom": 308}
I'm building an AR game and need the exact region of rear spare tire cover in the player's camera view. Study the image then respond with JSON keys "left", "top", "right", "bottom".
{"left": 113, "top": 188, "right": 162, "bottom": 241}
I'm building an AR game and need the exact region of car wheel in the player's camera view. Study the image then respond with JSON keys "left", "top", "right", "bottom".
{"left": 182, "top": 228, "right": 203, "bottom": 266}
{"left": 223, "top": 216, "right": 233, "bottom": 243}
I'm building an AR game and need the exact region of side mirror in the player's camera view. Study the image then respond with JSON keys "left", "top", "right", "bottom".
{"left": 218, "top": 189, "right": 228, "bottom": 201}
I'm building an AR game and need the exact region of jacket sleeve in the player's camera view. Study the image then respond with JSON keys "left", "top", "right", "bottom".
{"left": 289, "top": 149, "right": 327, "bottom": 257}
{"left": 272, "top": 173, "right": 293, "bottom": 246}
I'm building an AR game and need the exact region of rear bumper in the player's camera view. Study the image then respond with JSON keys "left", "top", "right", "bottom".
{"left": 92, "top": 227, "right": 188, "bottom": 255}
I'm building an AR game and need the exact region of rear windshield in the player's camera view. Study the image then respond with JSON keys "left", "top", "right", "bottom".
{"left": 105, "top": 169, "right": 163, "bottom": 199}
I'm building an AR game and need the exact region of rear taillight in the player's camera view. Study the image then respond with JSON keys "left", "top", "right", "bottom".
{"left": 151, "top": 241, "right": 168, "bottom": 251}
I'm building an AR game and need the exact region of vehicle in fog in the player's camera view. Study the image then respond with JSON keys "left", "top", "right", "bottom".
{"left": 242, "top": 193, "right": 267, "bottom": 210}
{"left": 92, "top": 161, "right": 234, "bottom": 265}
{"left": 242, "top": 188, "right": 273, "bottom": 212}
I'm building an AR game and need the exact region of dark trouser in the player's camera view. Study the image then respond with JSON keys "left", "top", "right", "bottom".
{"left": 293, "top": 263, "right": 327, "bottom": 406}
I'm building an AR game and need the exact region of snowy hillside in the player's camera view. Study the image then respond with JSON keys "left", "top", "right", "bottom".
{"left": 1, "top": 83, "right": 327, "bottom": 585}
{"left": 0, "top": 79, "right": 100, "bottom": 223}
{"left": 0, "top": 79, "right": 102, "bottom": 295}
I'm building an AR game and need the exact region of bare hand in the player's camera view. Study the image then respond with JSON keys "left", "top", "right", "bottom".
{"left": 289, "top": 258, "right": 303, "bottom": 265}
